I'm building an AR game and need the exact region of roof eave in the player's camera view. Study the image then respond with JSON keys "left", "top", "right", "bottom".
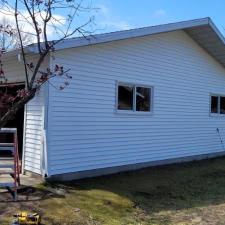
{"left": 2, "top": 17, "right": 213, "bottom": 55}
{"left": 4, "top": 17, "right": 225, "bottom": 69}
{"left": 52, "top": 17, "right": 211, "bottom": 51}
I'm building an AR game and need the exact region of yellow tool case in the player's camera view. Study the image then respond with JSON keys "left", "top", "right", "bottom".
{"left": 12, "top": 212, "right": 41, "bottom": 225}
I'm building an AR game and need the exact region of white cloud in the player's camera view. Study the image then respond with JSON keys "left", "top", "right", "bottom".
{"left": 96, "top": 4, "right": 132, "bottom": 32}
{"left": 100, "top": 21, "right": 131, "bottom": 31}
{"left": 153, "top": 9, "right": 167, "bottom": 17}
{"left": 0, "top": 5, "right": 67, "bottom": 42}
{"left": 98, "top": 4, "right": 109, "bottom": 15}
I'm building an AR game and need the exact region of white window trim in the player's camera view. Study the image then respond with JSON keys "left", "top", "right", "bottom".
{"left": 210, "top": 93, "right": 225, "bottom": 117}
{"left": 115, "top": 81, "right": 154, "bottom": 115}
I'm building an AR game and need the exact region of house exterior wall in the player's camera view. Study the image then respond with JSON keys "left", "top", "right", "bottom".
{"left": 2, "top": 54, "right": 48, "bottom": 175}
{"left": 47, "top": 30, "right": 225, "bottom": 177}
{"left": 23, "top": 57, "right": 49, "bottom": 175}
{"left": 23, "top": 88, "right": 45, "bottom": 174}
{"left": 2, "top": 55, "right": 26, "bottom": 83}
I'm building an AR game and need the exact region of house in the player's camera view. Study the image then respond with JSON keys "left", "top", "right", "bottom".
{"left": 2, "top": 17, "right": 225, "bottom": 180}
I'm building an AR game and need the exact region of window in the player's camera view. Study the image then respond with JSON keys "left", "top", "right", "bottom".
{"left": 210, "top": 95, "right": 225, "bottom": 114}
{"left": 118, "top": 85, "right": 133, "bottom": 110}
{"left": 220, "top": 97, "right": 225, "bottom": 114}
{"left": 136, "top": 87, "right": 151, "bottom": 111}
{"left": 211, "top": 96, "right": 218, "bottom": 113}
{"left": 117, "top": 83, "right": 152, "bottom": 112}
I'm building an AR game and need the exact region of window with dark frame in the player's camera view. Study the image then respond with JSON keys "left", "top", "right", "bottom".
{"left": 136, "top": 87, "right": 151, "bottom": 111}
{"left": 117, "top": 83, "right": 152, "bottom": 112}
{"left": 210, "top": 95, "right": 225, "bottom": 114}
{"left": 220, "top": 97, "right": 225, "bottom": 114}
{"left": 118, "top": 85, "right": 134, "bottom": 110}
{"left": 211, "top": 96, "right": 219, "bottom": 113}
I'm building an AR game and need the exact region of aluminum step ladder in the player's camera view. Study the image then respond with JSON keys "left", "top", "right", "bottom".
{"left": 0, "top": 128, "right": 20, "bottom": 201}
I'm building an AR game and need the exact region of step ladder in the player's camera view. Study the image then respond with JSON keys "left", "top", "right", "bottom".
{"left": 0, "top": 128, "right": 20, "bottom": 201}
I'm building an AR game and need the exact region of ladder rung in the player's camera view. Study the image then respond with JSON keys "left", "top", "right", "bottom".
{"left": 0, "top": 154, "right": 15, "bottom": 170}
{"left": 0, "top": 143, "right": 15, "bottom": 151}
{"left": 0, "top": 148, "right": 14, "bottom": 152}
{"left": 0, "top": 168, "right": 14, "bottom": 174}
{"left": 0, "top": 159, "right": 14, "bottom": 164}
{"left": 0, "top": 128, "right": 17, "bottom": 133}
{"left": 0, "top": 182, "right": 15, "bottom": 188}
{"left": 0, "top": 147, "right": 15, "bottom": 153}
{"left": 0, "top": 164, "right": 14, "bottom": 169}
{"left": 0, "top": 171, "right": 14, "bottom": 175}
{"left": 0, "top": 143, "right": 14, "bottom": 146}
{"left": 0, "top": 157, "right": 14, "bottom": 160}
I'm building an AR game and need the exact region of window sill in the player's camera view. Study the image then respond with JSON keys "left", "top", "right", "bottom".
{"left": 115, "top": 110, "right": 153, "bottom": 116}
{"left": 210, "top": 113, "right": 225, "bottom": 117}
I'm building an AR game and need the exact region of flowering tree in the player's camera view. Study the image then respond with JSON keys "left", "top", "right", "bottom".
{"left": 0, "top": 0, "right": 94, "bottom": 128}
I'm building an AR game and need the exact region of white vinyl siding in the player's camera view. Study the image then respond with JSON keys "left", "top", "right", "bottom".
{"left": 23, "top": 88, "right": 45, "bottom": 174}
{"left": 47, "top": 30, "right": 225, "bottom": 176}
{"left": 2, "top": 55, "right": 26, "bottom": 83}
{"left": 23, "top": 57, "right": 49, "bottom": 175}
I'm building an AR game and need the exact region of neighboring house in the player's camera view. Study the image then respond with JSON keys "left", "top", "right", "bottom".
{"left": 2, "top": 17, "right": 225, "bottom": 180}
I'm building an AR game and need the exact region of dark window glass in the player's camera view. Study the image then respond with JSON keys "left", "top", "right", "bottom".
{"left": 136, "top": 87, "right": 151, "bottom": 111}
{"left": 220, "top": 97, "right": 225, "bottom": 114}
{"left": 118, "top": 85, "right": 133, "bottom": 110}
{"left": 211, "top": 96, "right": 218, "bottom": 113}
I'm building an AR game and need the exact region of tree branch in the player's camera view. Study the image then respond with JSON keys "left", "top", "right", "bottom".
{"left": 15, "top": 0, "right": 30, "bottom": 89}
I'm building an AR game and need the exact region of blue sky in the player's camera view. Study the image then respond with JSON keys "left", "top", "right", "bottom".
{"left": 93, "top": 0, "right": 225, "bottom": 35}
{"left": 2, "top": 0, "right": 225, "bottom": 39}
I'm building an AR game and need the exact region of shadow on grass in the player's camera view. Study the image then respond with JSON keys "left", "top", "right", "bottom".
{"left": 47, "top": 156, "right": 225, "bottom": 215}
{"left": 0, "top": 186, "right": 66, "bottom": 203}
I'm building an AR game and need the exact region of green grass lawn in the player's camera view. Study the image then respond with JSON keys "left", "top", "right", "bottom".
{"left": 2, "top": 157, "right": 225, "bottom": 224}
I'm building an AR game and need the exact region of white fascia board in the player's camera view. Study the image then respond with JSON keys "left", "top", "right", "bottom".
{"left": 3, "top": 47, "right": 32, "bottom": 59}
{"left": 53, "top": 18, "right": 211, "bottom": 51}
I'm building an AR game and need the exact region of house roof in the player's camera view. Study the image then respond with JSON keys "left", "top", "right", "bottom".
{"left": 5, "top": 17, "right": 225, "bottom": 68}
